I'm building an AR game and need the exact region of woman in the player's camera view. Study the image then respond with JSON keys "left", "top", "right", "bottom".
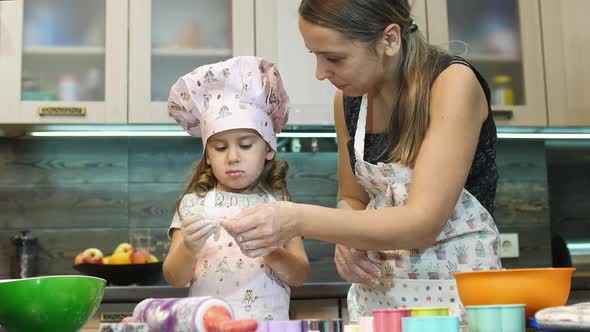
{"left": 223, "top": 0, "right": 501, "bottom": 321}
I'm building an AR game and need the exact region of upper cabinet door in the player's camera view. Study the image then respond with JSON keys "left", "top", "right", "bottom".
{"left": 255, "top": 0, "right": 336, "bottom": 126}
{"left": 541, "top": 0, "right": 590, "bottom": 126}
{"left": 426, "top": 0, "right": 547, "bottom": 126}
{"left": 128, "top": 0, "right": 255, "bottom": 124}
{"left": 0, "top": 0, "right": 128, "bottom": 124}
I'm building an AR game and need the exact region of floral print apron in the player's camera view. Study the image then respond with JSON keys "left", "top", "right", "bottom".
{"left": 347, "top": 95, "right": 502, "bottom": 322}
{"left": 186, "top": 189, "right": 290, "bottom": 321}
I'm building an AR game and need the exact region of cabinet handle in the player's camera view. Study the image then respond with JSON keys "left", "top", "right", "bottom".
{"left": 492, "top": 110, "right": 513, "bottom": 120}
{"left": 38, "top": 107, "right": 86, "bottom": 117}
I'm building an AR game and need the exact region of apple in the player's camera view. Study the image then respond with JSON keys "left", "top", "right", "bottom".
{"left": 131, "top": 249, "right": 151, "bottom": 264}
{"left": 114, "top": 243, "right": 134, "bottom": 255}
{"left": 74, "top": 253, "right": 84, "bottom": 265}
{"left": 81, "top": 248, "right": 104, "bottom": 264}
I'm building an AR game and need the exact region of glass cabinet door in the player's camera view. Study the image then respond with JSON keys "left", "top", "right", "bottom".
{"left": 0, "top": 0, "right": 128, "bottom": 123}
{"left": 22, "top": 0, "right": 106, "bottom": 102}
{"left": 427, "top": 0, "right": 547, "bottom": 126}
{"left": 128, "top": 0, "right": 255, "bottom": 123}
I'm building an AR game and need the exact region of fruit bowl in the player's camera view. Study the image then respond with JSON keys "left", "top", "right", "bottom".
{"left": 0, "top": 275, "right": 105, "bottom": 332}
{"left": 453, "top": 268, "right": 575, "bottom": 318}
{"left": 73, "top": 262, "right": 163, "bottom": 286}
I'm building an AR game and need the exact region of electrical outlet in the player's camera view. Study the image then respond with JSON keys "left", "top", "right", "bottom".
{"left": 500, "top": 233, "right": 519, "bottom": 258}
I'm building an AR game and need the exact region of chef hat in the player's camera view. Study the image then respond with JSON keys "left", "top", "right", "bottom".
{"left": 168, "top": 56, "right": 289, "bottom": 151}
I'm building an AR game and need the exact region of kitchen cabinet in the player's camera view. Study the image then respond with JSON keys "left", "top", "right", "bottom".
{"left": 540, "top": 0, "right": 590, "bottom": 126}
{"left": 255, "top": 0, "right": 427, "bottom": 126}
{"left": 426, "top": 0, "right": 547, "bottom": 126}
{"left": 0, "top": 0, "right": 128, "bottom": 124}
{"left": 128, "top": 0, "right": 255, "bottom": 124}
{"left": 4, "top": 1, "right": 579, "bottom": 128}
{"left": 0, "top": 0, "right": 254, "bottom": 125}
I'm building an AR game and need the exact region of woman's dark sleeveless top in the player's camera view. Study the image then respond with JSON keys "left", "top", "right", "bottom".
{"left": 343, "top": 54, "right": 498, "bottom": 215}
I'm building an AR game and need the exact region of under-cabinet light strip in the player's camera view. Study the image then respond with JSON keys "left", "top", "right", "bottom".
{"left": 27, "top": 131, "right": 338, "bottom": 138}
{"left": 27, "top": 131, "right": 590, "bottom": 139}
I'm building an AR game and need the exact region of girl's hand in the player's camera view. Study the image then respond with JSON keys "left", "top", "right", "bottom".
{"left": 222, "top": 202, "right": 300, "bottom": 258}
{"left": 181, "top": 214, "right": 217, "bottom": 257}
{"left": 334, "top": 245, "right": 381, "bottom": 286}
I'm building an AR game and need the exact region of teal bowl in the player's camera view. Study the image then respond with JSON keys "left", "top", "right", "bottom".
{"left": 466, "top": 304, "right": 526, "bottom": 332}
{"left": 0, "top": 275, "right": 106, "bottom": 332}
{"left": 403, "top": 316, "right": 460, "bottom": 332}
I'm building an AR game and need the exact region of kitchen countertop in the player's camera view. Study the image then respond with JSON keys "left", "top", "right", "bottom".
{"left": 102, "top": 274, "right": 590, "bottom": 303}
{"left": 103, "top": 282, "right": 352, "bottom": 303}
{"left": 86, "top": 279, "right": 590, "bottom": 331}
{"left": 572, "top": 274, "right": 590, "bottom": 290}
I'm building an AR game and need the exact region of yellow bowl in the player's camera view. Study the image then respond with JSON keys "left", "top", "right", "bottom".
{"left": 410, "top": 307, "right": 449, "bottom": 317}
{"left": 453, "top": 268, "right": 575, "bottom": 318}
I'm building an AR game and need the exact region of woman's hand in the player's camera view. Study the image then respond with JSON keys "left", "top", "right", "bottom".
{"left": 335, "top": 245, "right": 381, "bottom": 286}
{"left": 181, "top": 215, "right": 217, "bottom": 257}
{"left": 222, "top": 201, "right": 300, "bottom": 258}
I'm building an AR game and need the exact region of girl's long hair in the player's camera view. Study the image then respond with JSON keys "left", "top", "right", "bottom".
{"left": 299, "top": 0, "right": 445, "bottom": 166}
{"left": 175, "top": 151, "right": 291, "bottom": 218}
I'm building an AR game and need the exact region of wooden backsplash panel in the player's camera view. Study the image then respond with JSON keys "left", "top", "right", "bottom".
{"left": 0, "top": 139, "right": 127, "bottom": 185}
{"left": 0, "top": 183, "right": 128, "bottom": 229}
{"left": 495, "top": 140, "right": 551, "bottom": 268}
{"left": 129, "top": 183, "right": 184, "bottom": 228}
{"left": 128, "top": 138, "right": 201, "bottom": 183}
{"left": 495, "top": 140, "right": 550, "bottom": 222}
{"left": 0, "top": 137, "right": 552, "bottom": 279}
{"left": 0, "top": 138, "right": 341, "bottom": 280}
{"left": 546, "top": 143, "right": 590, "bottom": 241}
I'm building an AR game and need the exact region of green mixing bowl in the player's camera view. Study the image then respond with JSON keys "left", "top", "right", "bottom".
{"left": 0, "top": 275, "right": 106, "bottom": 332}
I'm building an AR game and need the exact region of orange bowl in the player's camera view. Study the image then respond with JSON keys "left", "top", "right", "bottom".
{"left": 453, "top": 268, "right": 575, "bottom": 318}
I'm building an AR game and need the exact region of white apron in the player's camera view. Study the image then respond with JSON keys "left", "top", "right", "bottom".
{"left": 189, "top": 189, "right": 290, "bottom": 321}
{"left": 347, "top": 95, "right": 502, "bottom": 322}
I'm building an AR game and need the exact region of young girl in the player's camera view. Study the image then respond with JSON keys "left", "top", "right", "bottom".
{"left": 163, "top": 56, "right": 309, "bottom": 321}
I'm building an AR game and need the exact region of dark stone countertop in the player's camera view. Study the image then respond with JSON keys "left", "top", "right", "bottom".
{"left": 572, "top": 274, "right": 590, "bottom": 290}
{"left": 102, "top": 274, "right": 590, "bottom": 303}
{"left": 102, "top": 282, "right": 352, "bottom": 303}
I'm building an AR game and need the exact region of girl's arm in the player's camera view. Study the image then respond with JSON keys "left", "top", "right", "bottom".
{"left": 163, "top": 229, "right": 196, "bottom": 287}
{"left": 263, "top": 235, "right": 309, "bottom": 287}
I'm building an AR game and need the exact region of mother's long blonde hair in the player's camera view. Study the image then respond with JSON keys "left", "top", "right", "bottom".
{"left": 299, "top": 0, "right": 445, "bottom": 166}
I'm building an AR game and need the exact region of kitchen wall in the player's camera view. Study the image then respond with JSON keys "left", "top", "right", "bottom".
{"left": 546, "top": 142, "right": 590, "bottom": 271}
{"left": 0, "top": 137, "right": 552, "bottom": 282}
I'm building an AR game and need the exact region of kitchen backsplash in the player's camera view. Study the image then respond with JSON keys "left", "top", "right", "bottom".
{"left": 0, "top": 137, "right": 553, "bottom": 282}
{"left": 546, "top": 142, "right": 590, "bottom": 271}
